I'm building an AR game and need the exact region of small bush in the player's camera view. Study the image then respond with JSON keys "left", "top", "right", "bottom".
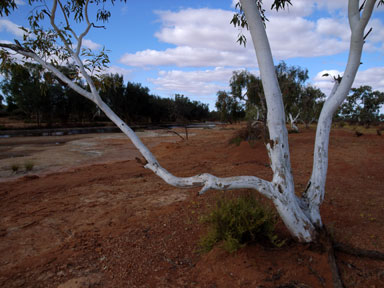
{"left": 199, "top": 195, "right": 283, "bottom": 253}
{"left": 228, "top": 122, "right": 265, "bottom": 146}
{"left": 288, "top": 129, "right": 299, "bottom": 134}
{"left": 11, "top": 164, "right": 20, "bottom": 173}
{"left": 24, "top": 161, "right": 34, "bottom": 171}
{"left": 228, "top": 136, "right": 242, "bottom": 146}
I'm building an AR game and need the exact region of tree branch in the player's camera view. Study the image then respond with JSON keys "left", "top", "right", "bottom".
{"left": 145, "top": 163, "right": 275, "bottom": 197}
{"left": 304, "top": 0, "right": 376, "bottom": 226}
{"left": 348, "top": 0, "right": 360, "bottom": 29}
{"left": 240, "top": 0, "right": 294, "bottom": 191}
{"left": 50, "top": 0, "right": 73, "bottom": 53}
{"left": 57, "top": 0, "right": 79, "bottom": 42}
{"left": 76, "top": 0, "right": 92, "bottom": 57}
{"left": 360, "top": 0, "right": 376, "bottom": 29}
{"left": 0, "top": 43, "right": 94, "bottom": 100}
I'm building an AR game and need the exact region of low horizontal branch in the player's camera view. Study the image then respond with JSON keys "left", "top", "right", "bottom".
{"left": 145, "top": 162, "right": 275, "bottom": 198}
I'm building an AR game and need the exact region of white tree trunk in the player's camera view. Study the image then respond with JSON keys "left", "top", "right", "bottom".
{"left": 289, "top": 113, "right": 300, "bottom": 132}
{"left": 0, "top": 0, "right": 377, "bottom": 243}
{"left": 240, "top": 0, "right": 315, "bottom": 242}
{"left": 302, "top": 0, "right": 376, "bottom": 225}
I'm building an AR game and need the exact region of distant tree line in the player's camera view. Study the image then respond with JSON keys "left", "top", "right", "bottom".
{"left": 1, "top": 61, "right": 382, "bottom": 129}
{"left": 0, "top": 63, "right": 211, "bottom": 127}
{"left": 215, "top": 61, "right": 384, "bottom": 127}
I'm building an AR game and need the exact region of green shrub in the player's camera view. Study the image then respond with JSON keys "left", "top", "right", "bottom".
{"left": 228, "top": 122, "right": 264, "bottom": 146}
{"left": 11, "top": 163, "right": 20, "bottom": 173}
{"left": 228, "top": 135, "right": 243, "bottom": 146}
{"left": 199, "top": 195, "right": 284, "bottom": 253}
{"left": 24, "top": 161, "right": 34, "bottom": 171}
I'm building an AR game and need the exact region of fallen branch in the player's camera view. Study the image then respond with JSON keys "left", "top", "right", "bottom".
{"left": 167, "top": 130, "right": 185, "bottom": 140}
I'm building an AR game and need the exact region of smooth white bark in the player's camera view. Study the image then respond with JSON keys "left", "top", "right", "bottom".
{"left": 0, "top": 0, "right": 378, "bottom": 243}
{"left": 303, "top": 0, "right": 376, "bottom": 225}
{"left": 289, "top": 113, "right": 300, "bottom": 132}
{"left": 240, "top": 0, "right": 315, "bottom": 242}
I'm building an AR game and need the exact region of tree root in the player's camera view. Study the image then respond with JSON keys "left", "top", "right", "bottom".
{"left": 316, "top": 226, "right": 384, "bottom": 288}
{"left": 328, "top": 239, "right": 344, "bottom": 288}
{"left": 334, "top": 242, "right": 384, "bottom": 261}
{"left": 315, "top": 227, "right": 345, "bottom": 288}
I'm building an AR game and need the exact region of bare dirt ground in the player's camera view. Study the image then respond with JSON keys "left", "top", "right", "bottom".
{"left": 0, "top": 124, "right": 383, "bottom": 287}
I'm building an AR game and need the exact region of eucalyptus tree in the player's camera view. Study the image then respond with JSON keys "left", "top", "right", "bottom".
{"left": 0, "top": 0, "right": 382, "bottom": 242}
{"left": 215, "top": 90, "right": 245, "bottom": 123}
{"left": 338, "top": 86, "right": 384, "bottom": 126}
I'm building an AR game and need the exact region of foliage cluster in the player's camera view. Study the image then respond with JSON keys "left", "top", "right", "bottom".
{"left": 199, "top": 195, "right": 283, "bottom": 253}
{"left": 10, "top": 161, "right": 34, "bottom": 173}
{"left": 336, "top": 86, "right": 384, "bottom": 127}
{"left": 228, "top": 121, "right": 265, "bottom": 146}
{"left": 215, "top": 62, "right": 326, "bottom": 127}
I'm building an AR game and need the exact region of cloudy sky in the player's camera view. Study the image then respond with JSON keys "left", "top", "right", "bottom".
{"left": 1, "top": 0, "right": 383, "bottom": 109}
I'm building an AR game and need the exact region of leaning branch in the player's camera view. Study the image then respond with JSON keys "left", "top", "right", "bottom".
{"left": 0, "top": 43, "right": 93, "bottom": 100}
{"left": 145, "top": 162, "right": 275, "bottom": 197}
{"left": 1, "top": 41, "right": 277, "bottom": 200}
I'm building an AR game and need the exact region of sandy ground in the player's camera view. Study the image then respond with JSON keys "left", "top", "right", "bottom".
{"left": 0, "top": 129, "right": 187, "bottom": 182}
{"left": 0, "top": 124, "right": 383, "bottom": 287}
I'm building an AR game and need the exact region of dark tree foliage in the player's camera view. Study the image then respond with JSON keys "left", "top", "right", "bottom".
{"left": 217, "top": 62, "right": 325, "bottom": 127}
{"left": 173, "top": 94, "right": 210, "bottom": 122}
{"left": 215, "top": 90, "right": 245, "bottom": 123}
{"left": 99, "top": 76, "right": 210, "bottom": 124}
{"left": 0, "top": 63, "right": 97, "bottom": 125}
{"left": 229, "top": 70, "right": 266, "bottom": 122}
{"left": 337, "top": 86, "right": 384, "bottom": 127}
{"left": 1, "top": 67, "right": 211, "bottom": 126}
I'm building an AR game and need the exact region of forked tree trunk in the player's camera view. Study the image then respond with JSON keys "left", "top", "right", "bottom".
{"left": 241, "top": 0, "right": 376, "bottom": 240}
{"left": 0, "top": 0, "right": 377, "bottom": 243}
{"left": 240, "top": 0, "right": 315, "bottom": 241}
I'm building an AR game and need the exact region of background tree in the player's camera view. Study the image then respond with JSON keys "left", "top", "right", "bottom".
{"left": 229, "top": 70, "right": 266, "bottom": 123}
{"left": 226, "top": 65, "right": 325, "bottom": 130}
{"left": 215, "top": 90, "right": 245, "bottom": 123}
{"left": 298, "top": 86, "right": 325, "bottom": 128}
{"left": 0, "top": 63, "right": 45, "bottom": 125}
{"left": 338, "top": 85, "right": 384, "bottom": 126}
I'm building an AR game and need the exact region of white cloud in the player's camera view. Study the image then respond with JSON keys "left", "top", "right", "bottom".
{"left": 313, "top": 67, "right": 384, "bottom": 96}
{"left": 120, "top": 6, "right": 368, "bottom": 68}
{"left": 82, "top": 39, "right": 102, "bottom": 50}
{"left": 154, "top": 8, "right": 240, "bottom": 51}
{"left": 121, "top": 46, "right": 256, "bottom": 67}
{"left": 316, "top": 18, "right": 350, "bottom": 40}
{"left": 103, "top": 65, "right": 132, "bottom": 79}
{"left": 264, "top": 0, "right": 316, "bottom": 18}
{"left": 266, "top": 16, "right": 349, "bottom": 58}
{"left": 354, "top": 67, "right": 384, "bottom": 91}
{"left": 149, "top": 67, "right": 236, "bottom": 96}
{"left": 0, "top": 40, "right": 12, "bottom": 44}
{"left": 0, "top": 19, "right": 25, "bottom": 38}
{"left": 367, "top": 18, "right": 384, "bottom": 46}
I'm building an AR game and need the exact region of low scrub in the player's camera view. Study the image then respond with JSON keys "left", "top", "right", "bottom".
{"left": 199, "top": 195, "right": 284, "bottom": 253}
{"left": 228, "top": 122, "right": 265, "bottom": 146}
{"left": 24, "top": 161, "right": 35, "bottom": 171}
{"left": 11, "top": 163, "right": 20, "bottom": 173}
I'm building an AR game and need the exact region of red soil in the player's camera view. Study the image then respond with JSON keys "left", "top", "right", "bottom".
{"left": 0, "top": 125, "right": 383, "bottom": 287}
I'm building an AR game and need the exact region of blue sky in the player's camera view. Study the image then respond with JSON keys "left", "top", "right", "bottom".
{"left": 1, "top": 0, "right": 383, "bottom": 110}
